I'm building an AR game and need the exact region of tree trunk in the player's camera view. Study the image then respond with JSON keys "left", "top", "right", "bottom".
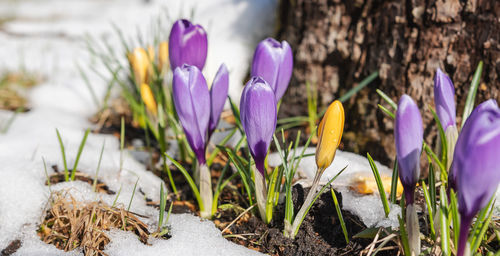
{"left": 278, "top": 0, "right": 500, "bottom": 164}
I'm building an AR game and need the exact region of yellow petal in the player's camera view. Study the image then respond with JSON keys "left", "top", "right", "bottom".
{"left": 130, "top": 47, "right": 150, "bottom": 86}
{"left": 315, "top": 100, "right": 344, "bottom": 171}
{"left": 349, "top": 173, "right": 404, "bottom": 197}
{"left": 158, "top": 41, "right": 169, "bottom": 72}
{"left": 140, "top": 83, "right": 157, "bottom": 115}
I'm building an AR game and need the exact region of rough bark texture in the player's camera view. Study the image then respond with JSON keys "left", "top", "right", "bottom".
{"left": 278, "top": 0, "right": 500, "bottom": 164}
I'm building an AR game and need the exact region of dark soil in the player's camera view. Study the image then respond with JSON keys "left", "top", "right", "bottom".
{"left": 1, "top": 240, "right": 21, "bottom": 256}
{"left": 219, "top": 185, "right": 397, "bottom": 256}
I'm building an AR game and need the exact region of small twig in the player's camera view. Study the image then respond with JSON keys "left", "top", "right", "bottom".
{"left": 221, "top": 204, "right": 255, "bottom": 234}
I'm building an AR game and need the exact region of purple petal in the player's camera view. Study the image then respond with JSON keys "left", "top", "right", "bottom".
{"left": 251, "top": 38, "right": 293, "bottom": 102}
{"left": 240, "top": 77, "right": 277, "bottom": 175}
{"left": 452, "top": 99, "right": 500, "bottom": 219}
{"left": 434, "top": 68, "right": 456, "bottom": 129}
{"left": 169, "top": 19, "right": 208, "bottom": 71}
{"left": 172, "top": 65, "right": 210, "bottom": 163}
{"left": 394, "top": 95, "right": 423, "bottom": 204}
{"left": 208, "top": 63, "right": 229, "bottom": 136}
{"left": 449, "top": 99, "right": 499, "bottom": 191}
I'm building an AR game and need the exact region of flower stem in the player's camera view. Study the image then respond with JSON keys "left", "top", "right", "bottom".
{"left": 457, "top": 216, "right": 472, "bottom": 256}
{"left": 286, "top": 170, "right": 322, "bottom": 238}
{"left": 198, "top": 163, "right": 213, "bottom": 219}
{"left": 254, "top": 169, "right": 268, "bottom": 223}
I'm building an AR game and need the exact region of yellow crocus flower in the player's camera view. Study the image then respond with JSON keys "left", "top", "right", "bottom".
{"left": 315, "top": 100, "right": 344, "bottom": 171}
{"left": 129, "top": 47, "right": 150, "bottom": 86}
{"left": 158, "top": 41, "right": 169, "bottom": 72}
{"left": 140, "top": 83, "right": 157, "bottom": 115}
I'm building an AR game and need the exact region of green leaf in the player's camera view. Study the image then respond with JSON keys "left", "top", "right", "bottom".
{"left": 376, "top": 89, "right": 397, "bottom": 110}
{"left": 429, "top": 106, "right": 448, "bottom": 170}
{"left": 71, "top": 128, "right": 90, "bottom": 181}
{"left": 331, "top": 187, "right": 349, "bottom": 244}
{"left": 377, "top": 104, "right": 395, "bottom": 119}
{"left": 55, "top": 128, "right": 69, "bottom": 181}
{"left": 338, "top": 71, "right": 379, "bottom": 103}
{"left": 398, "top": 214, "right": 411, "bottom": 256}
{"left": 353, "top": 227, "right": 380, "bottom": 239}
{"left": 367, "top": 153, "right": 390, "bottom": 217}
{"left": 165, "top": 154, "right": 204, "bottom": 212}
{"left": 421, "top": 180, "right": 436, "bottom": 240}
{"left": 461, "top": 61, "right": 483, "bottom": 128}
{"left": 389, "top": 158, "right": 399, "bottom": 204}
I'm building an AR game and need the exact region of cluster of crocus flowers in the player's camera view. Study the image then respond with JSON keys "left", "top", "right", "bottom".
{"left": 394, "top": 95, "right": 423, "bottom": 256}
{"left": 434, "top": 68, "right": 458, "bottom": 169}
{"left": 172, "top": 63, "right": 229, "bottom": 218}
{"left": 450, "top": 99, "right": 500, "bottom": 256}
{"left": 284, "top": 100, "right": 344, "bottom": 238}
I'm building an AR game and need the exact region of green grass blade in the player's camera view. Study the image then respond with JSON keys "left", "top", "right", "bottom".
{"left": 112, "top": 184, "right": 122, "bottom": 207}
{"left": 92, "top": 140, "right": 106, "bottom": 192}
{"left": 331, "top": 187, "right": 349, "bottom": 244}
{"left": 42, "top": 157, "right": 51, "bottom": 192}
{"left": 398, "top": 214, "right": 411, "bottom": 256}
{"left": 71, "top": 128, "right": 90, "bottom": 181}
{"left": 378, "top": 104, "right": 395, "bottom": 119}
{"left": 338, "top": 71, "right": 379, "bottom": 103}
{"left": 440, "top": 186, "right": 451, "bottom": 256}
{"left": 207, "top": 127, "right": 237, "bottom": 166}
{"left": 389, "top": 158, "right": 399, "bottom": 204}
{"left": 429, "top": 106, "right": 448, "bottom": 169}
{"left": 367, "top": 153, "right": 390, "bottom": 217}
{"left": 165, "top": 153, "right": 204, "bottom": 212}
{"left": 120, "top": 117, "right": 125, "bottom": 173}
{"left": 376, "top": 89, "right": 397, "bottom": 110}
{"left": 55, "top": 129, "right": 69, "bottom": 181}
{"left": 449, "top": 190, "right": 460, "bottom": 248}
{"left": 421, "top": 180, "right": 435, "bottom": 240}
{"left": 158, "top": 183, "right": 167, "bottom": 231}
{"left": 461, "top": 61, "right": 483, "bottom": 128}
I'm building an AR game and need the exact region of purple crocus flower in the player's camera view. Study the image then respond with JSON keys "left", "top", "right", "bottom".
{"left": 169, "top": 19, "right": 208, "bottom": 71}
{"left": 394, "top": 95, "right": 423, "bottom": 205}
{"left": 452, "top": 99, "right": 500, "bottom": 256}
{"left": 449, "top": 99, "right": 499, "bottom": 192}
{"left": 434, "top": 68, "right": 456, "bottom": 130}
{"left": 240, "top": 76, "right": 277, "bottom": 175}
{"left": 208, "top": 64, "right": 229, "bottom": 137}
{"left": 251, "top": 38, "right": 293, "bottom": 102}
{"left": 172, "top": 64, "right": 210, "bottom": 164}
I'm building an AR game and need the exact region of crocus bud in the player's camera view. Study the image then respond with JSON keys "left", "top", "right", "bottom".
{"left": 172, "top": 64, "right": 210, "bottom": 164}
{"left": 448, "top": 99, "right": 499, "bottom": 192}
{"left": 452, "top": 99, "right": 500, "bottom": 256}
{"left": 129, "top": 47, "right": 150, "bottom": 86}
{"left": 251, "top": 38, "right": 293, "bottom": 102}
{"left": 140, "top": 83, "right": 157, "bottom": 116}
{"left": 208, "top": 64, "right": 229, "bottom": 136}
{"left": 434, "top": 68, "right": 456, "bottom": 130}
{"left": 240, "top": 77, "right": 277, "bottom": 175}
{"left": 315, "top": 100, "right": 344, "bottom": 171}
{"left": 158, "top": 41, "right": 169, "bottom": 72}
{"left": 169, "top": 19, "right": 208, "bottom": 71}
{"left": 394, "top": 95, "right": 423, "bottom": 205}
{"left": 434, "top": 68, "right": 458, "bottom": 169}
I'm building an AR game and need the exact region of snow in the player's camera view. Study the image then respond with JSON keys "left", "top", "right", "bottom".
{"left": 0, "top": 0, "right": 275, "bottom": 255}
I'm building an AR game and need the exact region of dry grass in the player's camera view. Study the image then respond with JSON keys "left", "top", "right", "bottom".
{"left": 0, "top": 70, "right": 44, "bottom": 111}
{"left": 38, "top": 191, "right": 150, "bottom": 256}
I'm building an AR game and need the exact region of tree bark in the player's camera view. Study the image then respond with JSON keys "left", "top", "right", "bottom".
{"left": 278, "top": 0, "right": 500, "bottom": 164}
